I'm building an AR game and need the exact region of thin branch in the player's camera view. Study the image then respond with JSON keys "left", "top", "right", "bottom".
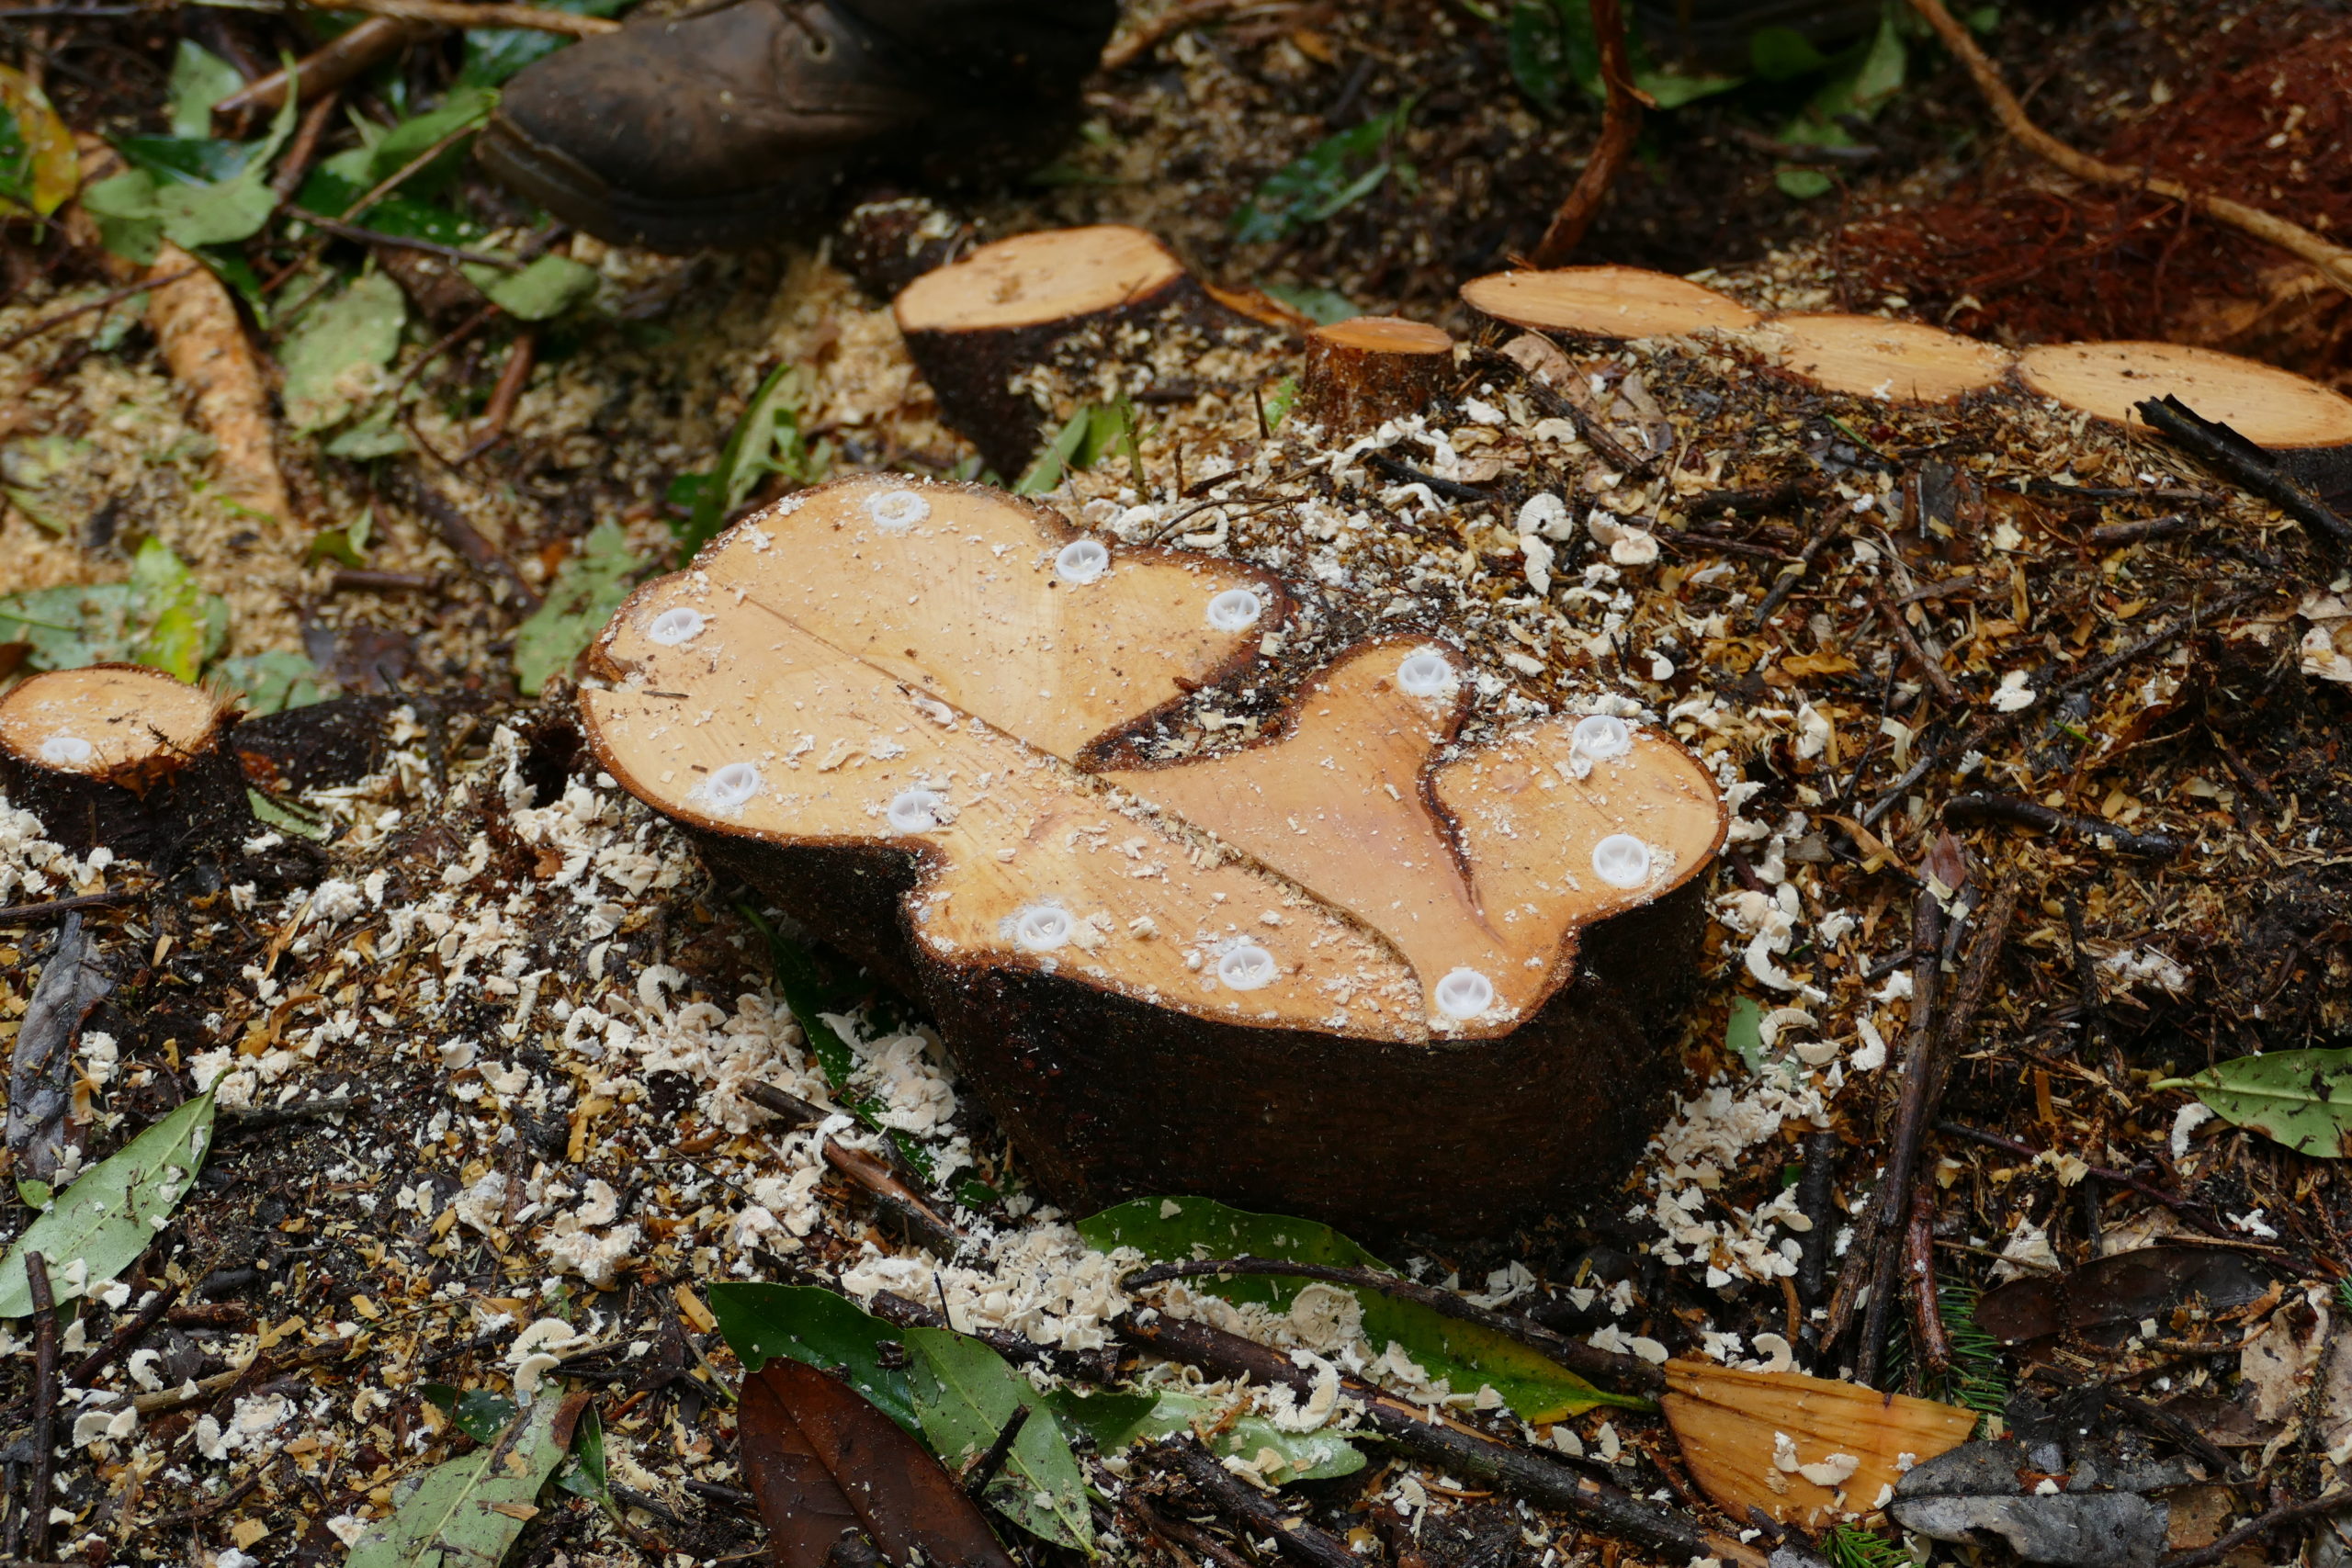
{"left": 1905, "top": 0, "right": 2352, "bottom": 293}
{"left": 1532, "top": 0, "right": 1646, "bottom": 265}
{"left": 0, "top": 269, "right": 197, "bottom": 355}
{"left": 303, "top": 0, "right": 617, "bottom": 36}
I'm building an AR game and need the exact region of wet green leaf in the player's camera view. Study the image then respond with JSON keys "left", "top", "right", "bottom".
{"left": 1232, "top": 104, "right": 1414, "bottom": 243}
{"left": 466, "top": 254, "right": 597, "bottom": 321}
{"left": 85, "top": 89, "right": 298, "bottom": 261}
{"left": 705, "top": 1282, "right": 920, "bottom": 1432}
{"left": 129, "top": 536, "right": 227, "bottom": 682}
{"left": 670, "top": 363, "right": 825, "bottom": 562}
{"left": 903, "top": 1326, "right": 1093, "bottom": 1551}
{"left": 0, "top": 1091, "right": 214, "bottom": 1316}
{"left": 1727, "top": 996, "right": 1766, "bottom": 1074}
{"left": 220, "top": 649, "right": 329, "bottom": 714}
{"left": 423, "top": 1384, "right": 521, "bottom": 1445}
{"left": 366, "top": 85, "right": 498, "bottom": 198}
{"left": 556, "top": 1400, "right": 617, "bottom": 1515}
{"left": 1259, "top": 282, "right": 1357, "bottom": 326}
{"left": 2156, "top": 1048, "right": 2352, "bottom": 1157}
{"left": 279, "top": 272, "right": 407, "bottom": 434}
{"left": 513, "top": 519, "right": 640, "bottom": 694}
{"left": 345, "top": 1391, "right": 572, "bottom": 1568}
{"left": 167, "top": 41, "right": 242, "bottom": 138}
{"left": 1078, "top": 1196, "right": 1645, "bottom": 1420}
{"left": 1749, "top": 25, "right": 1830, "bottom": 81}
{"left": 1044, "top": 1387, "right": 1363, "bottom": 1482}
{"left": 461, "top": 0, "right": 628, "bottom": 87}
{"left": 0, "top": 583, "right": 136, "bottom": 669}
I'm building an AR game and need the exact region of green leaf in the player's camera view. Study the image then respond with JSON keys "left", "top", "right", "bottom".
{"left": 1264, "top": 377, "right": 1298, "bottom": 431}
{"left": 219, "top": 650, "right": 327, "bottom": 713}
{"left": 1259, "top": 282, "right": 1358, "bottom": 326}
{"left": 0, "top": 1091, "right": 214, "bottom": 1317}
{"left": 704, "top": 1282, "right": 920, "bottom": 1432}
{"left": 323, "top": 407, "right": 412, "bottom": 459}
{"left": 128, "top": 536, "right": 227, "bottom": 682}
{"left": 1231, "top": 104, "right": 1413, "bottom": 243}
{"left": 279, "top": 272, "right": 407, "bottom": 434}
{"left": 366, "top": 85, "right": 497, "bottom": 198}
{"left": 246, "top": 788, "right": 332, "bottom": 840}
{"left": 1505, "top": 1, "right": 1577, "bottom": 112}
{"left": 459, "top": 0, "right": 626, "bottom": 86}
{"left": 1726, "top": 997, "right": 1766, "bottom": 1074}
{"left": 0, "top": 64, "right": 76, "bottom": 219}
{"left": 79, "top": 171, "right": 164, "bottom": 265}
{"left": 423, "top": 1384, "right": 521, "bottom": 1445}
{"left": 1012, "top": 405, "right": 1098, "bottom": 495}
{"left": 0, "top": 582, "right": 136, "bottom": 669}
{"left": 513, "top": 519, "right": 640, "bottom": 694}
{"left": 1044, "top": 1387, "right": 1363, "bottom": 1482}
{"left": 2, "top": 434, "right": 95, "bottom": 534}
{"left": 467, "top": 254, "right": 597, "bottom": 321}
{"left": 1078, "top": 1196, "right": 1645, "bottom": 1420}
{"left": 153, "top": 88, "right": 299, "bottom": 250}
{"left": 1749, "top": 25, "right": 1830, "bottom": 80}
{"left": 671, "top": 363, "right": 818, "bottom": 563}
{"left": 556, "top": 1400, "right": 618, "bottom": 1516}
{"left": 168, "top": 41, "right": 243, "bottom": 138}
{"left": 1776, "top": 166, "right": 1835, "bottom": 199}
{"left": 117, "top": 133, "right": 253, "bottom": 186}
{"left": 345, "top": 1391, "right": 572, "bottom": 1568}
{"left": 2155, "top": 1047, "right": 2352, "bottom": 1157}
{"left": 902, "top": 1326, "right": 1093, "bottom": 1551}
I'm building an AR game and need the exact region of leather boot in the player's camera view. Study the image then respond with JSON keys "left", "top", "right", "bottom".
{"left": 477, "top": 0, "right": 1114, "bottom": 252}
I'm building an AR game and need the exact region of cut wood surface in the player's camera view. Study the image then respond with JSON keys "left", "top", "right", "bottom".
{"left": 894, "top": 225, "right": 1263, "bottom": 474}
{"left": 1755, "top": 312, "right": 2015, "bottom": 403}
{"left": 1296, "top": 315, "right": 1453, "bottom": 435}
{"left": 582, "top": 474, "right": 1724, "bottom": 1235}
{"left": 2017, "top": 340, "right": 2352, "bottom": 447}
{"left": 1460, "top": 266, "right": 1761, "bottom": 339}
{"left": 0, "top": 664, "right": 249, "bottom": 859}
{"left": 1661, "top": 1360, "right": 1977, "bottom": 1529}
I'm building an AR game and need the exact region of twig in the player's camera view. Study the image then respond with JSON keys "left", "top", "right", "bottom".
{"left": 1470, "top": 347, "right": 1652, "bottom": 474}
{"left": 2160, "top": 1484, "right": 2352, "bottom": 1568}
{"left": 2133, "top": 395, "right": 2352, "bottom": 551}
{"left": 23, "top": 1253, "right": 54, "bottom": 1562}
{"left": 1902, "top": 1182, "right": 1950, "bottom": 1379}
{"left": 1120, "top": 1257, "right": 1660, "bottom": 1395}
{"left": 2208, "top": 728, "right": 2285, "bottom": 817}
{"left": 821, "top": 1142, "right": 963, "bottom": 1256}
{"left": 0, "top": 893, "right": 129, "bottom": 926}
{"left": 1844, "top": 886, "right": 1948, "bottom": 1385}
{"left": 1905, "top": 0, "right": 2352, "bottom": 294}
{"left": 1943, "top": 793, "right": 2182, "bottom": 858}
{"left": 1679, "top": 475, "right": 1828, "bottom": 518}
{"left": 962, "top": 1404, "right": 1032, "bottom": 1498}
{"left": 382, "top": 466, "right": 540, "bottom": 611}
{"left": 1933, "top": 1122, "right": 2229, "bottom": 1239}
{"left": 741, "top": 1081, "right": 828, "bottom": 1128}
{"left": 1121, "top": 1314, "right": 1778, "bottom": 1568}
{"left": 1871, "top": 588, "right": 1961, "bottom": 702}
{"left": 1653, "top": 527, "right": 1795, "bottom": 563}
{"left": 67, "top": 1283, "right": 180, "bottom": 1387}
{"left": 1725, "top": 126, "right": 1880, "bottom": 165}
{"left": 269, "top": 89, "right": 343, "bottom": 200}
{"left": 2088, "top": 513, "right": 2197, "bottom": 547}
{"left": 458, "top": 330, "right": 537, "bottom": 460}
{"left": 285, "top": 207, "right": 521, "bottom": 269}
{"left": 1127, "top": 1496, "right": 1253, "bottom": 1568}
{"left": 1532, "top": 0, "right": 1646, "bottom": 265}
{"left": 1098, "top": 0, "right": 1239, "bottom": 71}
{"left": 1794, "top": 1129, "right": 1839, "bottom": 1312}
{"left": 1752, "top": 508, "right": 1844, "bottom": 626}
{"left": 1148, "top": 1437, "right": 1361, "bottom": 1568}
{"left": 0, "top": 269, "right": 197, "bottom": 355}
{"left": 2023, "top": 1363, "right": 2231, "bottom": 1476}
{"left": 218, "top": 18, "right": 423, "bottom": 137}
{"left": 329, "top": 568, "right": 442, "bottom": 594}
{"left": 1365, "top": 449, "right": 1494, "bottom": 503}
{"left": 304, "top": 0, "right": 617, "bottom": 36}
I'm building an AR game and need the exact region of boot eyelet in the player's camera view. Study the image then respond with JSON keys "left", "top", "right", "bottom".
{"left": 806, "top": 31, "right": 832, "bottom": 57}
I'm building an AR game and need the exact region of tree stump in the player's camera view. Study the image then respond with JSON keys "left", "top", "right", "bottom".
{"left": 579, "top": 475, "right": 1725, "bottom": 1238}
{"left": 0, "top": 665, "right": 250, "bottom": 860}
{"left": 2017, "top": 340, "right": 2352, "bottom": 447}
{"left": 1296, "top": 316, "right": 1455, "bottom": 435}
{"left": 1750, "top": 313, "right": 2015, "bottom": 403}
{"left": 1461, "top": 265, "right": 1760, "bottom": 340}
{"left": 893, "top": 224, "right": 1279, "bottom": 476}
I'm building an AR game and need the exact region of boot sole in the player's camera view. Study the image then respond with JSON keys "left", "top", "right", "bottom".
{"left": 478, "top": 114, "right": 844, "bottom": 254}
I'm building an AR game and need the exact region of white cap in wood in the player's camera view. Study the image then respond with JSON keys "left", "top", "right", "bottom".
{"left": 1217, "top": 942, "right": 1277, "bottom": 990}
{"left": 1434, "top": 968, "right": 1495, "bottom": 1019}
{"left": 1591, "top": 833, "right": 1652, "bottom": 888}
{"left": 887, "top": 788, "right": 945, "bottom": 831}
{"left": 1205, "top": 589, "right": 1263, "bottom": 631}
{"left": 1013, "top": 903, "right": 1073, "bottom": 951}
{"left": 1572, "top": 715, "right": 1633, "bottom": 761}
{"left": 702, "top": 762, "right": 762, "bottom": 811}
{"left": 1396, "top": 650, "right": 1456, "bottom": 697}
{"left": 865, "top": 489, "right": 931, "bottom": 532}
{"left": 648, "top": 607, "right": 707, "bottom": 646}
{"left": 1055, "top": 539, "right": 1110, "bottom": 584}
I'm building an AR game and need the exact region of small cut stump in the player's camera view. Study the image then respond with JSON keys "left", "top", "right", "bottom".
{"left": 580, "top": 476, "right": 1725, "bottom": 1238}
{"left": 0, "top": 664, "right": 248, "bottom": 861}
{"left": 1297, "top": 316, "right": 1455, "bottom": 436}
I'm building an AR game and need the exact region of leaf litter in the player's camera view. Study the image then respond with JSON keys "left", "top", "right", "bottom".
{"left": 7, "top": 3, "right": 2352, "bottom": 1567}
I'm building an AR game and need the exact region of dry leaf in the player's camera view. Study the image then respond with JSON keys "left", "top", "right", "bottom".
{"left": 1662, "top": 1359, "right": 1977, "bottom": 1528}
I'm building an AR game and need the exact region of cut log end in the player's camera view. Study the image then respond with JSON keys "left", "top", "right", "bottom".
{"left": 581, "top": 473, "right": 1725, "bottom": 1236}
{"left": 1297, "top": 316, "right": 1454, "bottom": 435}
{"left": 0, "top": 664, "right": 248, "bottom": 858}
{"left": 1758, "top": 312, "right": 2015, "bottom": 404}
{"left": 1461, "top": 265, "right": 1760, "bottom": 340}
{"left": 2018, "top": 339, "right": 2352, "bottom": 448}
{"left": 894, "top": 224, "right": 1230, "bottom": 475}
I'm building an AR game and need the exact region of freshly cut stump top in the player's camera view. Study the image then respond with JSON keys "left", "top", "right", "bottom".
{"left": 1310, "top": 316, "right": 1453, "bottom": 357}
{"left": 0, "top": 664, "right": 222, "bottom": 779}
{"left": 1756, "top": 313, "right": 2015, "bottom": 403}
{"left": 2017, "top": 340, "right": 2352, "bottom": 447}
{"left": 1460, "top": 266, "right": 1761, "bottom": 339}
{"left": 893, "top": 224, "right": 1189, "bottom": 333}
{"left": 582, "top": 476, "right": 1724, "bottom": 1043}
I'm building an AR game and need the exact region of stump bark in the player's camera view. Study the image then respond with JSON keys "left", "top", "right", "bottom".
{"left": 0, "top": 665, "right": 250, "bottom": 861}
{"left": 579, "top": 475, "right": 1725, "bottom": 1238}
{"left": 1296, "top": 316, "right": 1454, "bottom": 435}
{"left": 893, "top": 224, "right": 1279, "bottom": 476}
